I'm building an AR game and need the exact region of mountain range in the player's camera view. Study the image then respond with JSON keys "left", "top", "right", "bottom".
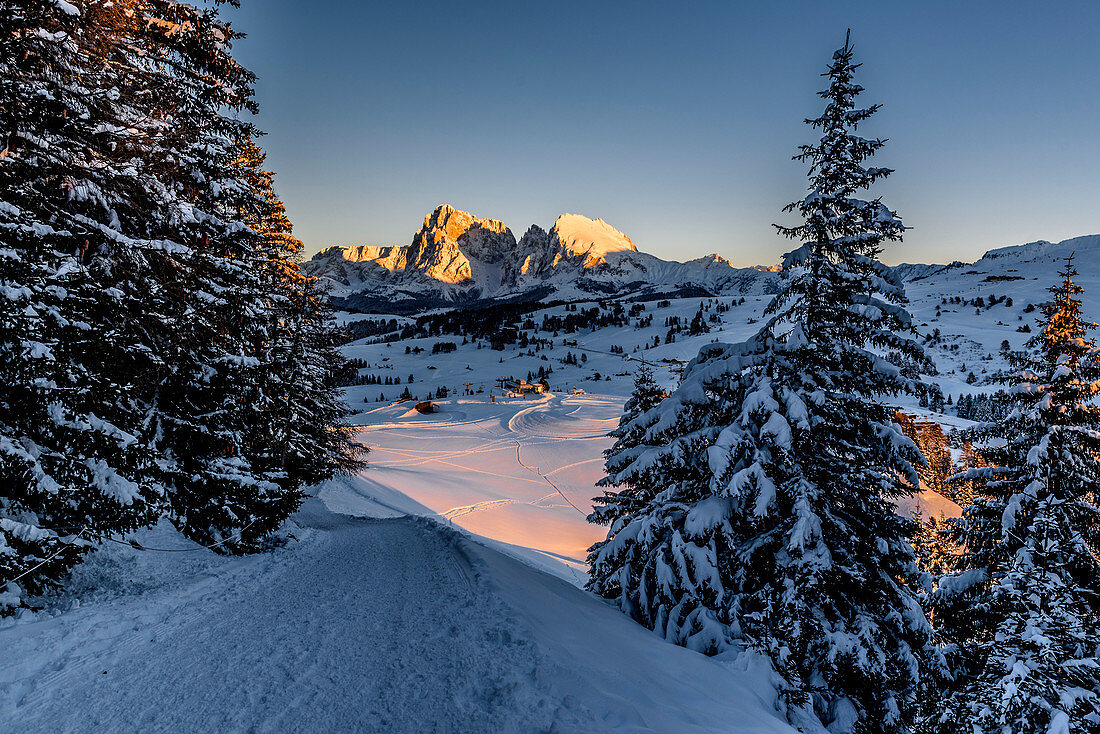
{"left": 304, "top": 204, "right": 1100, "bottom": 318}
{"left": 305, "top": 205, "right": 783, "bottom": 312}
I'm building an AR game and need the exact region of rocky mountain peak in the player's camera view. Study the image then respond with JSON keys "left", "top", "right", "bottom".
{"left": 548, "top": 214, "right": 637, "bottom": 269}
{"left": 304, "top": 205, "right": 789, "bottom": 309}
{"left": 405, "top": 204, "right": 516, "bottom": 284}
{"left": 689, "top": 253, "right": 735, "bottom": 269}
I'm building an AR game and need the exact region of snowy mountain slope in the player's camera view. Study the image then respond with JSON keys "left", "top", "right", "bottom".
{"left": 550, "top": 213, "right": 638, "bottom": 260}
{"left": 305, "top": 205, "right": 783, "bottom": 312}
{"left": 896, "top": 485, "right": 963, "bottom": 522}
{"left": 0, "top": 493, "right": 800, "bottom": 733}
{"left": 902, "top": 234, "right": 1100, "bottom": 393}
{"left": 334, "top": 232, "right": 1095, "bottom": 423}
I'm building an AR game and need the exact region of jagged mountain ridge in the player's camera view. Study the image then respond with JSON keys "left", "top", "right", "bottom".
{"left": 306, "top": 204, "right": 782, "bottom": 312}
{"left": 306, "top": 205, "right": 1100, "bottom": 317}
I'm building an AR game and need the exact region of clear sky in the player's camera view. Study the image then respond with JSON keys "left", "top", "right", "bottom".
{"left": 224, "top": 0, "right": 1099, "bottom": 266}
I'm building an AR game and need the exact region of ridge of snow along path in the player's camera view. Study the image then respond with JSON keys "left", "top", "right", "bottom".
{"left": 0, "top": 501, "right": 798, "bottom": 733}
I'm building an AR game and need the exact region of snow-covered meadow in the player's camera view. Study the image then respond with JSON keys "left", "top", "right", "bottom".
{"left": 331, "top": 393, "right": 620, "bottom": 581}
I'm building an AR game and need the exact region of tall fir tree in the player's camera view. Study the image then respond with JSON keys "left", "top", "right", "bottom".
{"left": 121, "top": 0, "right": 300, "bottom": 551}
{"left": 587, "top": 32, "right": 938, "bottom": 733}
{"left": 931, "top": 257, "right": 1100, "bottom": 733}
{"left": 589, "top": 363, "right": 666, "bottom": 520}
{"left": 1, "top": 0, "right": 365, "bottom": 612}
{"left": 0, "top": 0, "right": 163, "bottom": 612}
{"left": 587, "top": 338, "right": 769, "bottom": 651}
{"left": 232, "top": 137, "right": 366, "bottom": 490}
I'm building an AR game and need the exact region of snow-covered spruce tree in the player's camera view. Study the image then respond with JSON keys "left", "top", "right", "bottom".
{"left": 911, "top": 513, "right": 958, "bottom": 579}
{"left": 233, "top": 137, "right": 366, "bottom": 487}
{"left": 590, "top": 363, "right": 666, "bottom": 519}
{"left": 133, "top": 0, "right": 334, "bottom": 551}
{"left": 739, "top": 31, "right": 939, "bottom": 732}
{"left": 587, "top": 336, "right": 772, "bottom": 650}
{"left": 0, "top": 0, "right": 164, "bottom": 613}
{"left": 1, "top": 0, "right": 363, "bottom": 612}
{"left": 273, "top": 276, "right": 368, "bottom": 486}
{"left": 588, "top": 362, "right": 674, "bottom": 604}
{"left": 588, "top": 32, "right": 938, "bottom": 733}
{"left": 930, "top": 257, "right": 1100, "bottom": 733}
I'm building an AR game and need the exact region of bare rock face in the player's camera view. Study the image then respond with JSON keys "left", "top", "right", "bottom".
{"left": 502, "top": 216, "right": 638, "bottom": 282}
{"left": 405, "top": 204, "right": 516, "bottom": 284}
{"left": 508, "top": 224, "right": 552, "bottom": 281}
{"left": 335, "top": 245, "right": 407, "bottom": 270}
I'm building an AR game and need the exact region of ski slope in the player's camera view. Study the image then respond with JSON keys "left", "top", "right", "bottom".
{"left": 0, "top": 499, "right": 798, "bottom": 734}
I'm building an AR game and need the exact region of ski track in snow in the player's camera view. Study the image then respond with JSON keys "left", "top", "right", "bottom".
{"left": 348, "top": 394, "right": 622, "bottom": 566}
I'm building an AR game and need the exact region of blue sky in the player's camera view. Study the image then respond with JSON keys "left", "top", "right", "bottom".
{"left": 225, "top": 0, "right": 1099, "bottom": 266}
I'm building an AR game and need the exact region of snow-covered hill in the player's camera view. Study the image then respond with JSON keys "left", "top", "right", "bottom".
{"left": 336, "top": 229, "right": 1099, "bottom": 396}
{"left": 305, "top": 205, "right": 783, "bottom": 312}
{"left": 336, "top": 232, "right": 1100, "bottom": 416}
{"left": 902, "top": 234, "right": 1100, "bottom": 392}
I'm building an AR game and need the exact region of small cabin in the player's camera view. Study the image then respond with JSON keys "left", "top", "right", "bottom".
{"left": 505, "top": 378, "right": 546, "bottom": 395}
{"left": 415, "top": 400, "right": 437, "bottom": 414}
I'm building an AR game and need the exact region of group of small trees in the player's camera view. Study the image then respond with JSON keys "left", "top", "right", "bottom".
{"left": 587, "top": 32, "right": 1100, "bottom": 734}
{"left": 0, "top": 1, "right": 363, "bottom": 615}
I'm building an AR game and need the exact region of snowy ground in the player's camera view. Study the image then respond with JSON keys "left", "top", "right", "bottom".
{"left": 0, "top": 397, "right": 800, "bottom": 734}
{"left": 338, "top": 392, "right": 623, "bottom": 582}
{"left": 339, "top": 295, "right": 773, "bottom": 404}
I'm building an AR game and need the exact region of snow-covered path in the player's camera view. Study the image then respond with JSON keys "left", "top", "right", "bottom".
{"left": 5, "top": 512, "right": 536, "bottom": 733}
{"left": 1, "top": 500, "right": 794, "bottom": 733}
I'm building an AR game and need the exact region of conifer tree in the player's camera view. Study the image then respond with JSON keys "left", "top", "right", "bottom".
{"left": 587, "top": 32, "right": 937, "bottom": 732}
{"left": 1, "top": 0, "right": 365, "bottom": 610}
{"left": 911, "top": 514, "right": 958, "bottom": 579}
{"left": 233, "top": 137, "right": 366, "bottom": 499}
{"left": 896, "top": 414, "right": 952, "bottom": 500}
{"left": 588, "top": 363, "right": 671, "bottom": 605}
{"left": 592, "top": 362, "right": 665, "bottom": 506}
{"left": 586, "top": 338, "right": 769, "bottom": 651}
{"left": 931, "top": 257, "right": 1100, "bottom": 732}
{"left": 0, "top": 0, "right": 162, "bottom": 612}
{"left": 121, "top": 0, "right": 294, "bottom": 550}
